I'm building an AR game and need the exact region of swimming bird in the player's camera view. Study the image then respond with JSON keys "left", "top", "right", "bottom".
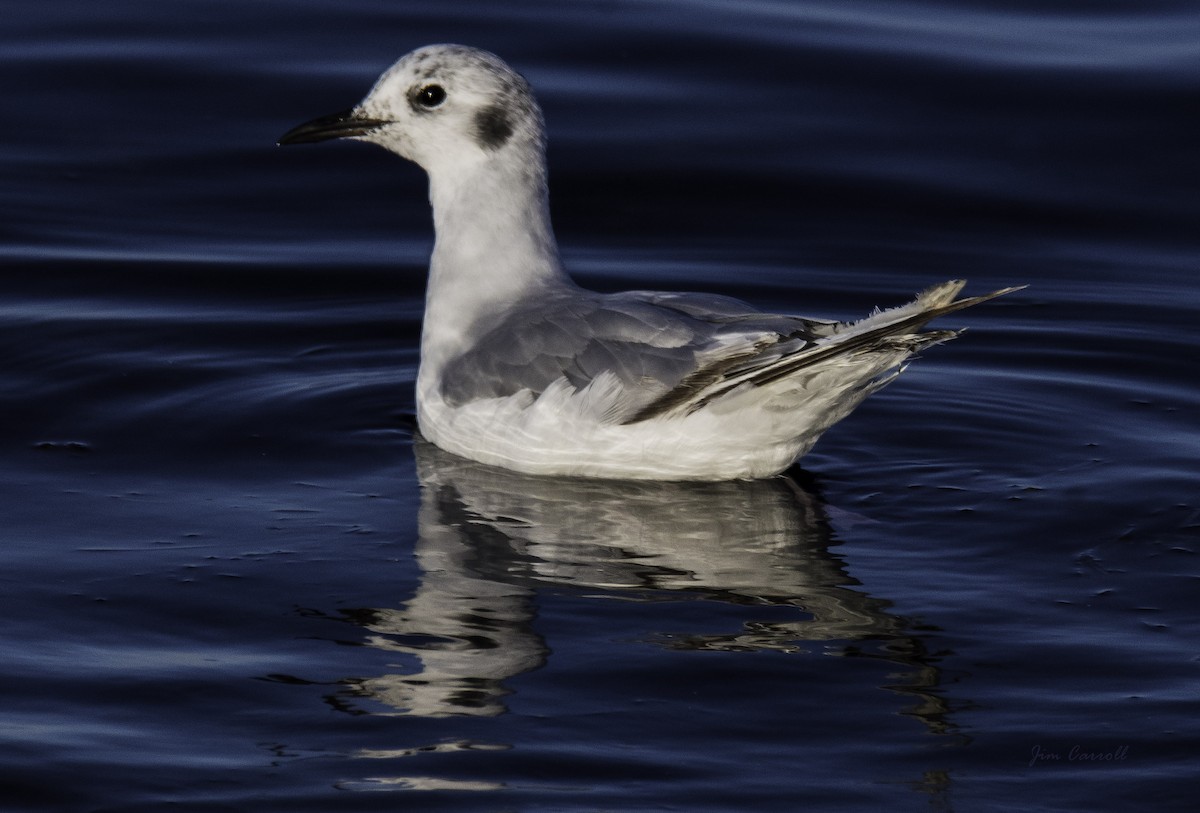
{"left": 279, "top": 44, "right": 1020, "bottom": 481}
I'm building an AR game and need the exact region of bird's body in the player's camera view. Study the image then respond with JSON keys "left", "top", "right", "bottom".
{"left": 280, "top": 44, "right": 1020, "bottom": 481}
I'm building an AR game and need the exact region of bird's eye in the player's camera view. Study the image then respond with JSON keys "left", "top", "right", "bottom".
{"left": 414, "top": 84, "right": 446, "bottom": 109}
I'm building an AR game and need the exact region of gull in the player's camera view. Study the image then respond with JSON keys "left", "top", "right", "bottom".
{"left": 279, "top": 44, "right": 1021, "bottom": 481}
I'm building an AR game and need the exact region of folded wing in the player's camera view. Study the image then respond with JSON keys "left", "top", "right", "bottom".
{"left": 439, "top": 280, "right": 1023, "bottom": 424}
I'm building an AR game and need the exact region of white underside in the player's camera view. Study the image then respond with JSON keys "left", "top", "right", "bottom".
{"left": 417, "top": 346, "right": 910, "bottom": 481}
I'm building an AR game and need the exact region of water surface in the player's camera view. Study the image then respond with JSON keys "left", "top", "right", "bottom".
{"left": 2, "top": 1, "right": 1198, "bottom": 811}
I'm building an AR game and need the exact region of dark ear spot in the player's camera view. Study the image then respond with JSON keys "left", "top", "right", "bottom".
{"left": 473, "top": 105, "right": 513, "bottom": 150}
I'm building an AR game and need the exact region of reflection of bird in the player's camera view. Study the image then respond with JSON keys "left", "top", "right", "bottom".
{"left": 320, "top": 440, "right": 955, "bottom": 736}
{"left": 281, "top": 44, "right": 1021, "bottom": 480}
{"left": 412, "top": 438, "right": 899, "bottom": 646}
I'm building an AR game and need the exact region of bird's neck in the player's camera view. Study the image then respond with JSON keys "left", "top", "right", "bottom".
{"left": 420, "top": 154, "right": 572, "bottom": 379}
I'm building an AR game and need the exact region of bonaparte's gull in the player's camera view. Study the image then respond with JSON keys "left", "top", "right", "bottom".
{"left": 279, "top": 44, "right": 1021, "bottom": 481}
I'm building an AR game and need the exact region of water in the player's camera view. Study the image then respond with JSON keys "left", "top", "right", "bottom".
{"left": 3, "top": 1, "right": 1198, "bottom": 810}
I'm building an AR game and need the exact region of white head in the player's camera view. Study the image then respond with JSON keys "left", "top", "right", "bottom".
{"left": 279, "top": 44, "right": 546, "bottom": 177}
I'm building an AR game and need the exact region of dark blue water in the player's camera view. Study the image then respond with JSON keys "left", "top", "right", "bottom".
{"left": 3, "top": 1, "right": 1198, "bottom": 810}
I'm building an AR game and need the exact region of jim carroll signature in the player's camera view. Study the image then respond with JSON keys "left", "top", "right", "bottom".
{"left": 1029, "top": 744, "right": 1130, "bottom": 768}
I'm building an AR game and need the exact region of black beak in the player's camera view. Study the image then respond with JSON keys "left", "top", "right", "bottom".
{"left": 277, "top": 108, "right": 390, "bottom": 146}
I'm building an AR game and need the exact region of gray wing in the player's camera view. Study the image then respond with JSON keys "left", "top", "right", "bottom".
{"left": 439, "top": 280, "right": 1023, "bottom": 424}
{"left": 439, "top": 289, "right": 825, "bottom": 415}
